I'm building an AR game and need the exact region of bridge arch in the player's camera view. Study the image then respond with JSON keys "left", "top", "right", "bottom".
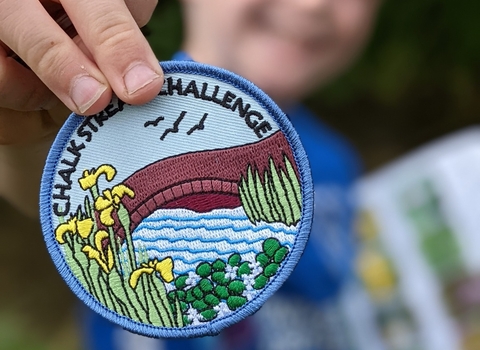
{"left": 121, "top": 131, "right": 297, "bottom": 231}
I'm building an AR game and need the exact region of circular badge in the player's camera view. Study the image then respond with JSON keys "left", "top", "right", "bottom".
{"left": 40, "top": 61, "right": 313, "bottom": 338}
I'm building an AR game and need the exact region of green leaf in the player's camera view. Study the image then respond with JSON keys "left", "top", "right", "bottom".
{"left": 84, "top": 195, "right": 92, "bottom": 217}
{"left": 264, "top": 263, "right": 279, "bottom": 277}
{"left": 266, "top": 168, "right": 286, "bottom": 223}
{"left": 196, "top": 262, "right": 212, "bottom": 278}
{"left": 186, "top": 289, "right": 196, "bottom": 303}
{"left": 227, "top": 296, "right": 247, "bottom": 311}
{"left": 284, "top": 156, "right": 302, "bottom": 211}
{"left": 174, "top": 297, "right": 185, "bottom": 327}
{"left": 176, "top": 290, "right": 186, "bottom": 301}
{"left": 212, "top": 271, "right": 229, "bottom": 285}
{"left": 254, "top": 275, "right": 268, "bottom": 290}
{"left": 193, "top": 286, "right": 204, "bottom": 300}
{"left": 270, "top": 159, "right": 294, "bottom": 225}
{"left": 201, "top": 308, "right": 217, "bottom": 321}
{"left": 180, "top": 301, "right": 188, "bottom": 312}
{"left": 238, "top": 178, "right": 255, "bottom": 223}
{"left": 263, "top": 238, "right": 281, "bottom": 258}
{"left": 274, "top": 247, "right": 289, "bottom": 264}
{"left": 237, "top": 262, "right": 251, "bottom": 276}
{"left": 228, "top": 281, "right": 246, "bottom": 296}
{"left": 255, "top": 170, "right": 274, "bottom": 222}
{"left": 280, "top": 168, "right": 301, "bottom": 225}
{"left": 167, "top": 291, "right": 176, "bottom": 302}
{"left": 193, "top": 299, "right": 208, "bottom": 311}
{"left": 264, "top": 172, "right": 282, "bottom": 222}
{"left": 214, "top": 285, "right": 229, "bottom": 299}
{"left": 175, "top": 275, "right": 188, "bottom": 289}
{"left": 228, "top": 253, "right": 241, "bottom": 266}
{"left": 256, "top": 253, "right": 269, "bottom": 268}
{"left": 107, "top": 270, "right": 148, "bottom": 323}
{"left": 199, "top": 278, "right": 214, "bottom": 293}
{"left": 212, "top": 259, "right": 227, "bottom": 272}
{"left": 144, "top": 278, "right": 167, "bottom": 327}
{"left": 204, "top": 294, "right": 220, "bottom": 306}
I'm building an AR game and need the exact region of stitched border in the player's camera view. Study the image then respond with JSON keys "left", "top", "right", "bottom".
{"left": 40, "top": 60, "right": 313, "bottom": 338}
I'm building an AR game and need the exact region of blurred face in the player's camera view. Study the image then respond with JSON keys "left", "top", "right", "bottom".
{"left": 183, "top": 0, "right": 380, "bottom": 107}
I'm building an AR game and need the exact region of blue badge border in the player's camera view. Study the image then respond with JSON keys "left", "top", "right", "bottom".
{"left": 40, "top": 60, "right": 313, "bottom": 338}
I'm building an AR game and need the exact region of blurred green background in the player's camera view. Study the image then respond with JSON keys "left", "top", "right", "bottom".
{"left": 314, "top": 1, "right": 480, "bottom": 169}
{"left": 147, "top": 1, "right": 480, "bottom": 170}
{"left": 1, "top": 1, "right": 478, "bottom": 349}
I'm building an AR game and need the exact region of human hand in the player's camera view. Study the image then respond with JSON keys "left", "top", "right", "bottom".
{"left": 0, "top": 0, "right": 161, "bottom": 121}
{"left": 0, "top": 0, "right": 160, "bottom": 215}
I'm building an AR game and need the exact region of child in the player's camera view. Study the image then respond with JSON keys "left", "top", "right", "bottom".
{"left": 0, "top": 0, "right": 380, "bottom": 348}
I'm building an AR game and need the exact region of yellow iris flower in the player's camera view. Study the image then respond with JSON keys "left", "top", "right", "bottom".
{"left": 81, "top": 230, "right": 115, "bottom": 273}
{"left": 94, "top": 185, "right": 135, "bottom": 226}
{"left": 55, "top": 217, "right": 94, "bottom": 244}
{"left": 78, "top": 165, "right": 116, "bottom": 191}
{"left": 129, "top": 258, "right": 174, "bottom": 289}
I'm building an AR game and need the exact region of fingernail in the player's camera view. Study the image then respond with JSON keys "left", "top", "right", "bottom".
{"left": 71, "top": 75, "right": 107, "bottom": 113}
{"left": 124, "top": 63, "right": 160, "bottom": 95}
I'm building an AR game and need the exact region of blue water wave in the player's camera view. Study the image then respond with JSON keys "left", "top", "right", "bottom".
{"left": 126, "top": 244, "right": 274, "bottom": 257}
{"left": 130, "top": 209, "right": 296, "bottom": 275}
{"left": 132, "top": 234, "right": 294, "bottom": 247}
{"left": 134, "top": 222, "right": 297, "bottom": 236}
{"left": 141, "top": 213, "right": 249, "bottom": 223}
{"left": 131, "top": 250, "right": 232, "bottom": 267}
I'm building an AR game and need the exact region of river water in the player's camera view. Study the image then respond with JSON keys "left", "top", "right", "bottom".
{"left": 128, "top": 207, "right": 298, "bottom": 275}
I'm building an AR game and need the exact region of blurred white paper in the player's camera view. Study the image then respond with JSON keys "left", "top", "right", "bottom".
{"left": 346, "top": 126, "right": 480, "bottom": 350}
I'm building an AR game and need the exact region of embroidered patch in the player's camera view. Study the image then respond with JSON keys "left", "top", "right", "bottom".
{"left": 40, "top": 61, "right": 313, "bottom": 338}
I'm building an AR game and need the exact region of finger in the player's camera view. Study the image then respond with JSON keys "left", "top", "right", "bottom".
{"left": 51, "top": 0, "right": 158, "bottom": 62}
{"left": 0, "top": 0, "right": 112, "bottom": 115}
{"left": 39, "top": 1, "right": 158, "bottom": 70}
{"left": 70, "top": 0, "right": 159, "bottom": 61}
{"left": 0, "top": 47, "right": 59, "bottom": 111}
{"left": 62, "top": 0, "right": 163, "bottom": 105}
{"left": 124, "top": 0, "right": 159, "bottom": 28}
{"left": 46, "top": 0, "right": 158, "bottom": 28}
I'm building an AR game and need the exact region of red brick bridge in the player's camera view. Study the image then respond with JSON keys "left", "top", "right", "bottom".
{"left": 121, "top": 130, "right": 297, "bottom": 231}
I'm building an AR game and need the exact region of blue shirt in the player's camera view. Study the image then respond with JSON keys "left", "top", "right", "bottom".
{"left": 81, "top": 54, "right": 361, "bottom": 350}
